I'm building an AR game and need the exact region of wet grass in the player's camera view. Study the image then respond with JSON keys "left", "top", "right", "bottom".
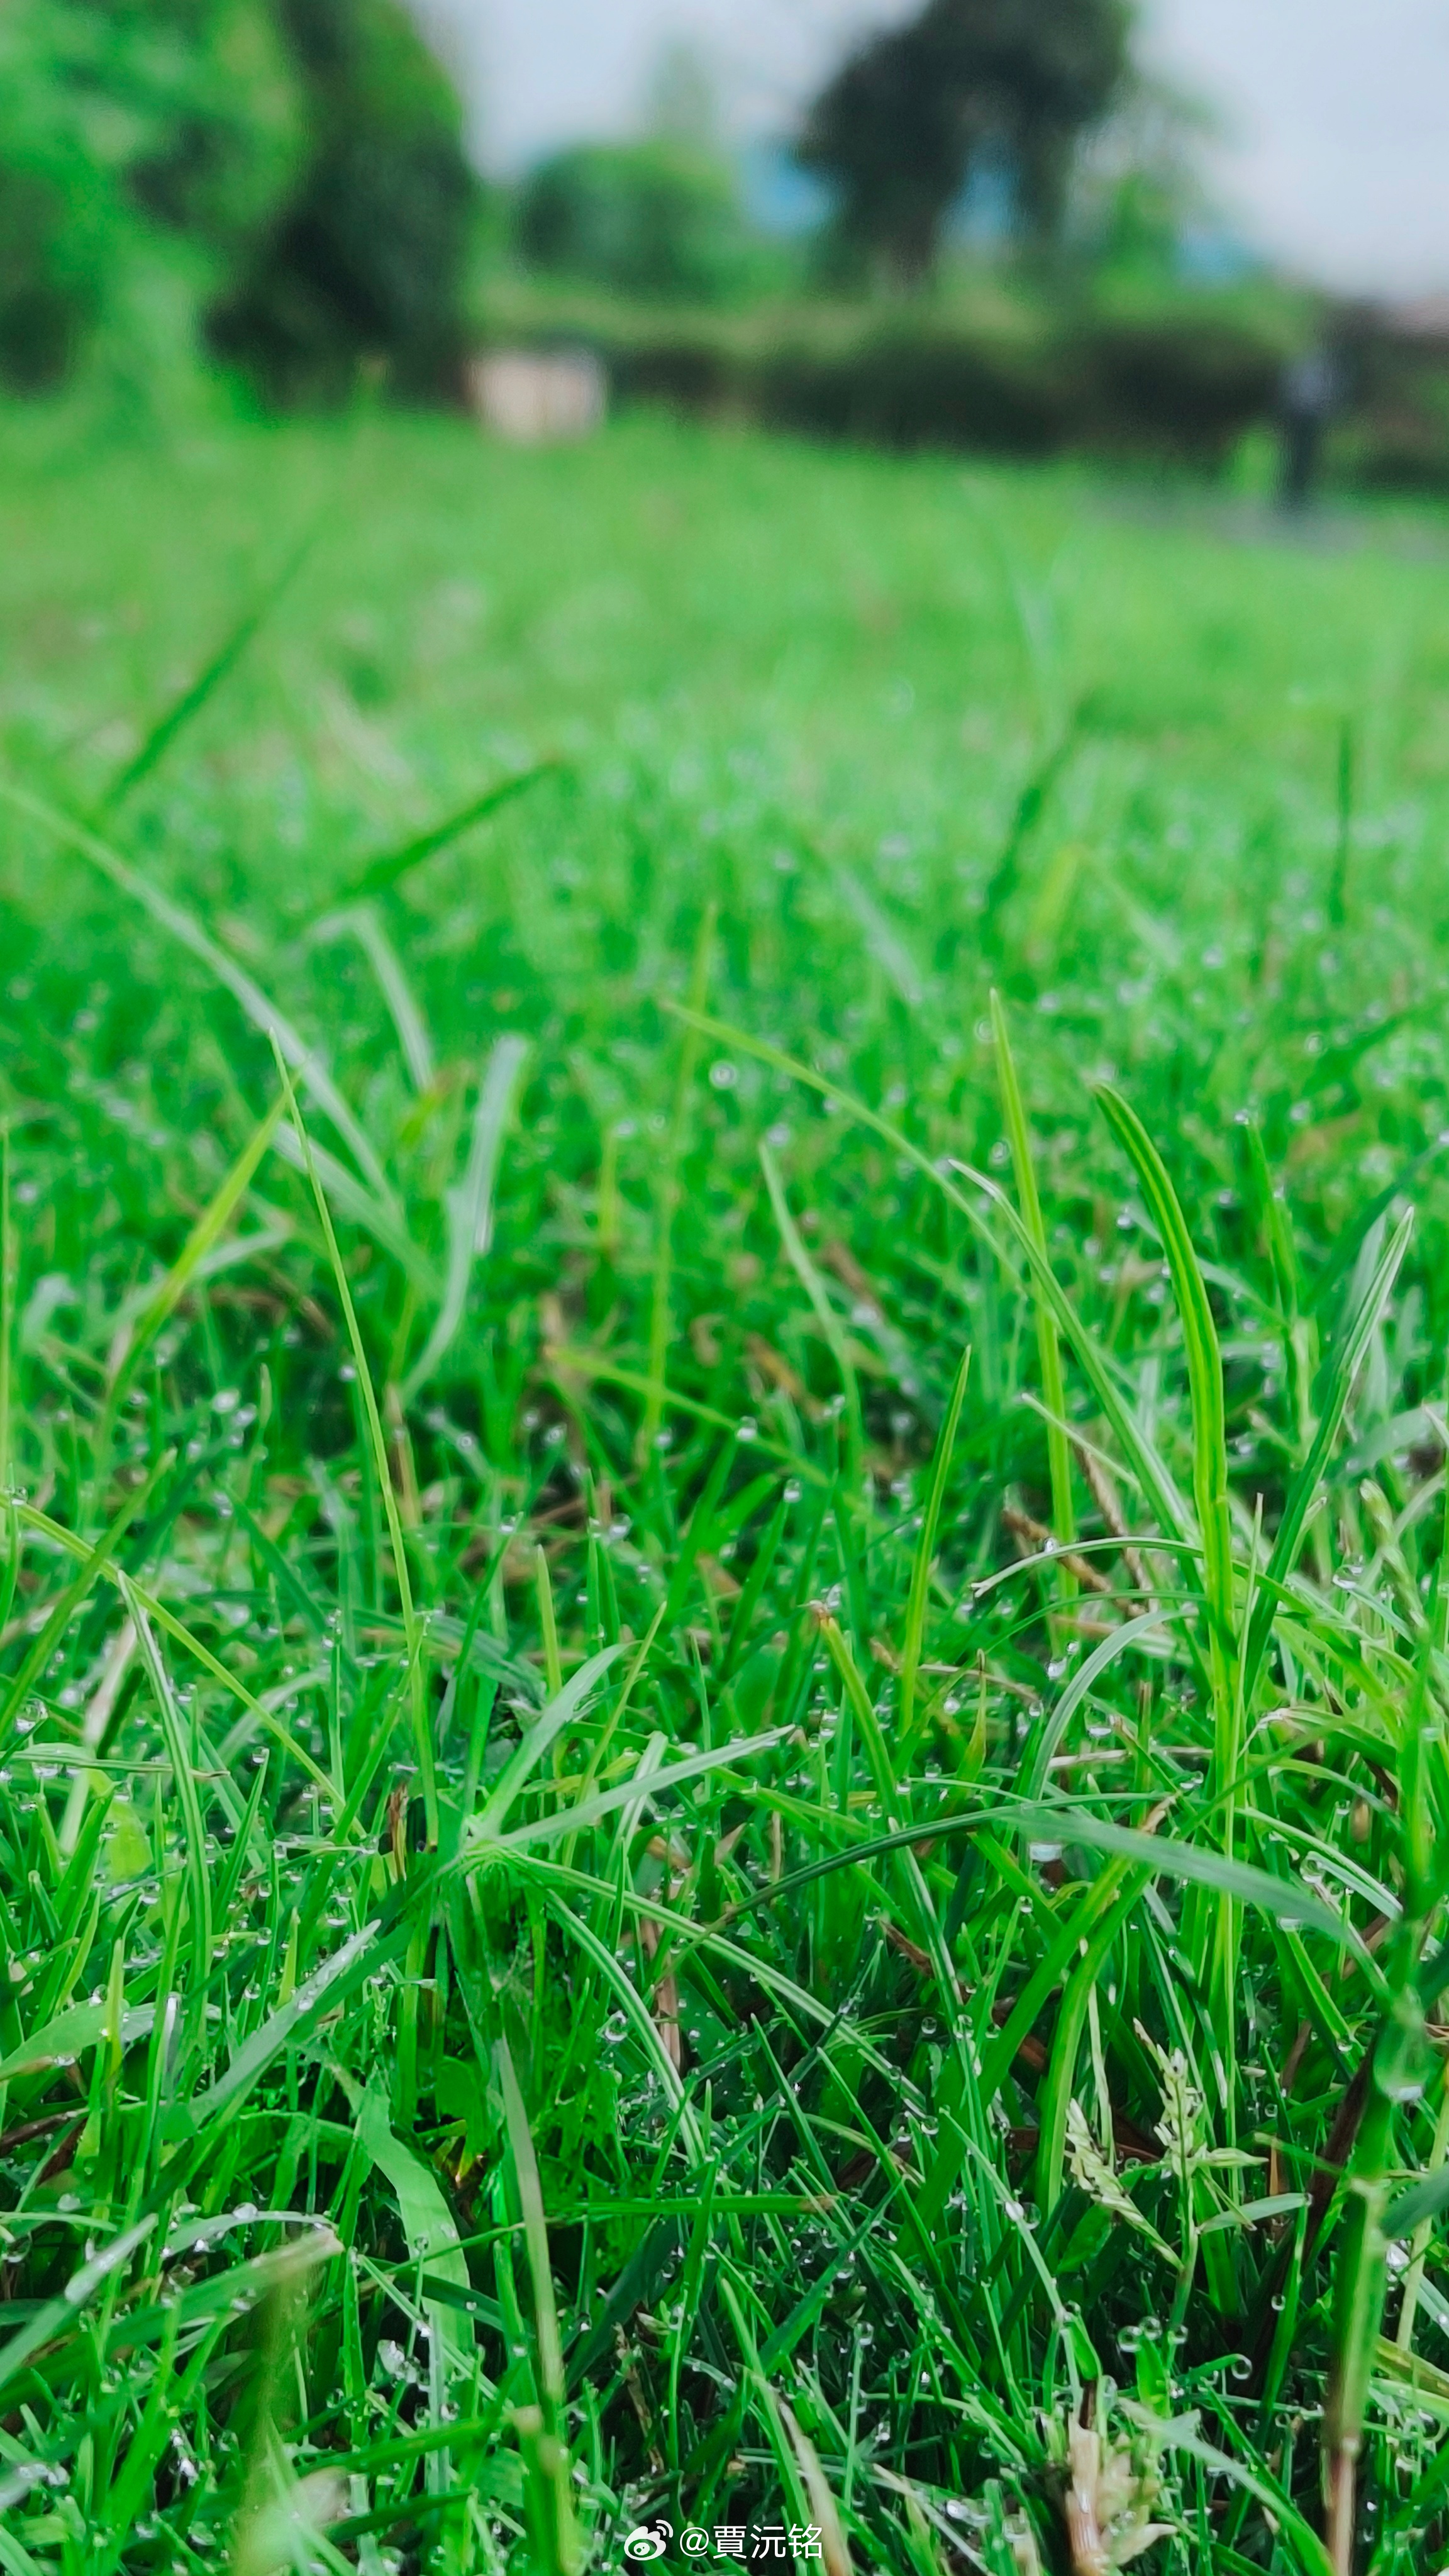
{"left": 3, "top": 409, "right": 1449, "bottom": 2575}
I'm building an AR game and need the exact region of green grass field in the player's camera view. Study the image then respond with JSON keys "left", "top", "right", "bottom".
{"left": 4, "top": 408, "right": 1449, "bottom": 2576}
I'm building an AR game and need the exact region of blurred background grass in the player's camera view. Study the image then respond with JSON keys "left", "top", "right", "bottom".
{"left": 7, "top": 406, "right": 1449, "bottom": 1372}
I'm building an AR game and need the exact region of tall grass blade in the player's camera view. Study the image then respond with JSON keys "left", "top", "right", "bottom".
{"left": 1241, "top": 1206, "right": 1413, "bottom": 1707}
{"left": 313, "top": 904, "right": 438, "bottom": 1094}
{"left": 100, "top": 1089, "right": 288, "bottom": 1444}
{"left": 980, "top": 711, "right": 1083, "bottom": 940}
{"left": 643, "top": 906, "right": 714, "bottom": 1452}
{"left": 759, "top": 1140, "right": 863, "bottom": 1480}
{"left": 0, "top": 1128, "right": 11, "bottom": 1493}
{"left": 897, "top": 1341, "right": 970, "bottom": 1757}
{"left": 269, "top": 1045, "right": 435, "bottom": 1841}
{"left": 97, "top": 528, "right": 314, "bottom": 814}
{"left": 357, "top": 2080, "right": 473, "bottom": 2414}
{"left": 992, "top": 992, "right": 1074, "bottom": 1561}
{"left": 270, "top": 1120, "right": 439, "bottom": 1296}
{"left": 498, "top": 2037, "right": 583, "bottom": 2576}
{"left": 328, "top": 760, "right": 564, "bottom": 911}
{"left": 131, "top": 1604, "right": 213, "bottom": 1986}
{"left": 1094, "top": 1084, "right": 1234, "bottom": 1675}
{"left": 401, "top": 1035, "right": 529, "bottom": 1403}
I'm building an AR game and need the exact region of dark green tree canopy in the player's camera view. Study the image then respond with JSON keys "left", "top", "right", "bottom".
{"left": 0, "top": 0, "right": 479, "bottom": 402}
{"left": 799, "top": 0, "right": 1133, "bottom": 282}
{"left": 209, "top": 0, "right": 480, "bottom": 398}
{"left": 0, "top": 0, "right": 299, "bottom": 390}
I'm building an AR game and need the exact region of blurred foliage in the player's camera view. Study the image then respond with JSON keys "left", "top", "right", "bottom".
{"left": 514, "top": 140, "right": 760, "bottom": 308}
{"left": 0, "top": 0, "right": 299, "bottom": 397}
{"left": 799, "top": 0, "right": 1132, "bottom": 284}
{"left": 1070, "top": 75, "right": 1228, "bottom": 287}
{"left": 211, "top": 0, "right": 480, "bottom": 401}
{"left": 479, "top": 272, "right": 1302, "bottom": 472}
{"left": 1330, "top": 307, "right": 1449, "bottom": 494}
{"left": 0, "top": 0, "right": 479, "bottom": 408}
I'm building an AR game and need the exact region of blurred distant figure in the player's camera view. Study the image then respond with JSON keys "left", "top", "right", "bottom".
{"left": 1279, "top": 345, "right": 1339, "bottom": 509}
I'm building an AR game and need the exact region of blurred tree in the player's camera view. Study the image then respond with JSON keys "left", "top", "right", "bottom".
{"left": 516, "top": 140, "right": 755, "bottom": 306}
{"left": 799, "top": 0, "right": 1133, "bottom": 284}
{"left": 0, "top": 0, "right": 299, "bottom": 394}
{"left": 0, "top": 0, "right": 479, "bottom": 406}
{"left": 209, "top": 0, "right": 480, "bottom": 400}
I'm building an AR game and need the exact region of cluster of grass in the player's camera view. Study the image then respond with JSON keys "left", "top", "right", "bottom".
{"left": 4, "top": 409, "right": 1449, "bottom": 2576}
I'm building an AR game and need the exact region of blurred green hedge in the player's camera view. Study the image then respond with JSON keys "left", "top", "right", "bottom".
{"left": 1330, "top": 308, "right": 1449, "bottom": 494}
{"left": 478, "top": 280, "right": 1299, "bottom": 470}
{"left": 478, "top": 276, "right": 1449, "bottom": 488}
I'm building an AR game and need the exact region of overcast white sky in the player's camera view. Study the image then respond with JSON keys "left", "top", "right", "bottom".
{"left": 416, "top": 0, "right": 1449, "bottom": 295}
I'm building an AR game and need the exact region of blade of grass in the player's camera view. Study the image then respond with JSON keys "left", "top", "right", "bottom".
{"left": 759, "top": 1141, "right": 863, "bottom": 1486}
{"left": 325, "top": 760, "right": 564, "bottom": 911}
{"left": 980, "top": 717, "right": 1082, "bottom": 940}
{"left": 992, "top": 991, "right": 1074, "bottom": 1573}
{"left": 643, "top": 904, "right": 715, "bottom": 1455}
{"left": 312, "top": 904, "right": 438, "bottom": 1094}
{"left": 1094, "top": 1085, "right": 1234, "bottom": 1680}
{"left": 97, "top": 526, "right": 315, "bottom": 815}
{"left": 8, "top": 1498, "right": 372, "bottom": 1796}
{"left": 548, "top": 1347, "right": 829, "bottom": 1487}
{"left": 897, "top": 1341, "right": 970, "bottom": 1758}
{"left": 99, "top": 1089, "right": 288, "bottom": 1452}
{"left": 401, "top": 1036, "right": 529, "bottom": 1404}
{"left": 0, "top": 2217, "right": 157, "bottom": 2402}
{"left": 131, "top": 1604, "right": 212, "bottom": 1989}
{"left": 0, "top": 1454, "right": 172, "bottom": 1739}
{"left": 470, "top": 1647, "right": 621, "bottom": 1841}
{"left": 357, "top": 2080, "right": 474, "bottom": 2450}
{"left": 1242, "top": 1207, "right": 1413, "bottom": 1709}
{"left": 1324, "top": 2064, "right": 1399, "bottom": 2576}
{"left": 0, "top": 1126, "right": 11, "bottom": 1493}
{"left": 726, "top": 1802, "right": 1386, "bottom": 1968}
{"left": 270, "top": 1120, "right": 440, "bottom": 1297}
{"left": 269, "top": 1045, "right": 435, "bottom": 1845}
